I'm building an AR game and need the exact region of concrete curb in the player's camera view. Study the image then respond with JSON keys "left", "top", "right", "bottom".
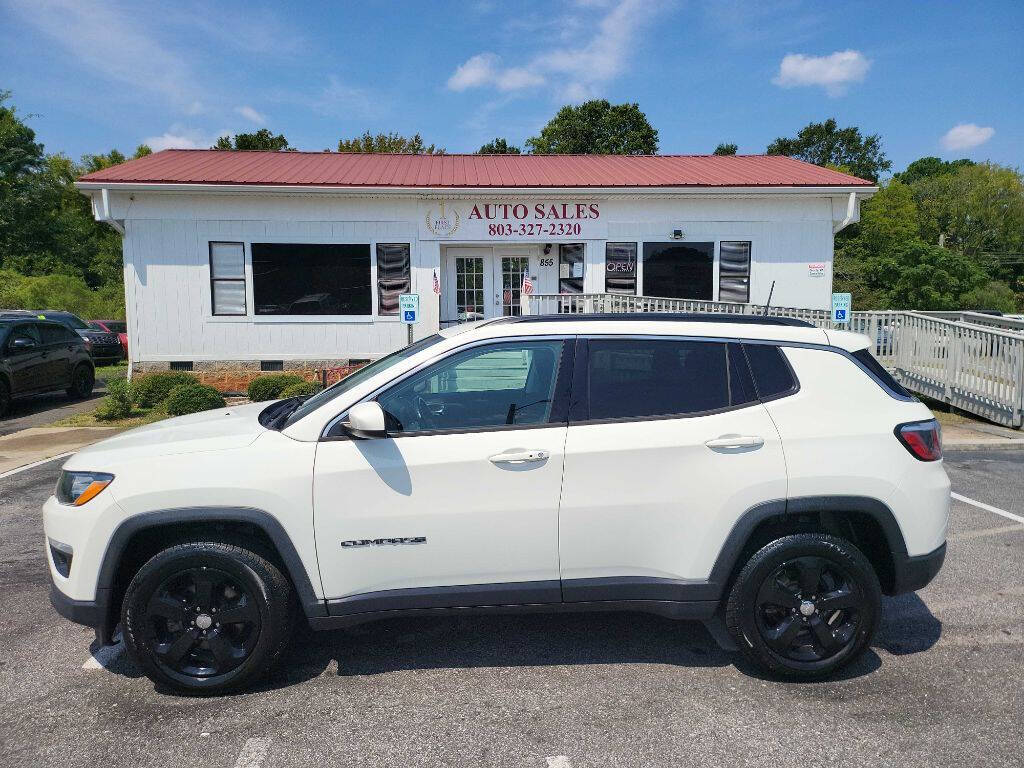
{"left": 943, "top": 441, "right": 1024, "bottom": 452}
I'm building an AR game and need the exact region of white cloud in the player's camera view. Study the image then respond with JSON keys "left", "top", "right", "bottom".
{"left": 142, "top": 126, "right": 229, "bottom": 152}
{"left": 236, "top": 106, "right": 267, "bottom": 125}
{"left": 940, "top": 123, "right": 995, "bottom": 151}
{"left": 446, "top": 0, "right": 661, "bottom": 101}
{"left": 772, "top": 50, "right": 871, "bottom": 97}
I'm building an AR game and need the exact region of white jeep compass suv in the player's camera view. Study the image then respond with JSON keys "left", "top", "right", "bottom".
{"left": 45, "top": 314, "right": 949, "bottom": 693}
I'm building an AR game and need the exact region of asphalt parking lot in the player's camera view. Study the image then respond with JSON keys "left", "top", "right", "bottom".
{"left": 1, "top": 451, "right": 1022, "bottom": 768}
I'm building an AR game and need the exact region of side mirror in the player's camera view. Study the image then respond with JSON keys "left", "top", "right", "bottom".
{"left": 10, "top": 337, "right": 36, "bottom": 350}
{"left": 342, "top": 401, "right": 387, "bottom": 439}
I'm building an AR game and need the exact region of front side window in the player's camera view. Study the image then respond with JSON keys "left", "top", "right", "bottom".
{"left": 377, "top": 340, "right": 566, "bottom": 433}
{"left": 38, "top": 323, "right": 73, "bottom": 344}
{"left": 585, "top": 338, "right": 753, "bottom": 420}
{"left": 642, "top": 242, "right": 714, "bottom": 299}
{"left": 252, "top": 243, "right": 371, "bottom": 315}
{"left": 209, "top": 242, "right": 246, "bottom": 316}
{"left": 376, "top": 243, "right": 411, "bottom": 316}
{"left": 7, "top": 324, "right": 40, "bottom": 350}
{"left": 719, "top": 241, "right": 751, "bottom": 303}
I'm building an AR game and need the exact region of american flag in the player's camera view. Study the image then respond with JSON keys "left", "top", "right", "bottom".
{"left": 521, "top": 274, "right": 535, "bottom": 295}
{"left": 432, "top": 269, "right": 440, "bottom": 295}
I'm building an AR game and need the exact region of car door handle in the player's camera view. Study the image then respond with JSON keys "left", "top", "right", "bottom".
{"left": 489, "top": 449, "right": 550, "bottom": 464}
{"left": 705, "top": 434, "right": 765, "bottom": 450}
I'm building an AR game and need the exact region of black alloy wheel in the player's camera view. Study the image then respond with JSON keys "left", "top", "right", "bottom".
{"left": 67, "top": 364, "right": 94, "bottom": 399}
{"left": 725, "top": 533, "right": 881, "bottom": 680}
{"left": 0, "top": 380, "right": 10, "bottom": 418}
{"left": 122, "top": 541, "right": 292, "bottom": 694}
{"left": 144, "top": 567, "right": 261, "bottom": 679}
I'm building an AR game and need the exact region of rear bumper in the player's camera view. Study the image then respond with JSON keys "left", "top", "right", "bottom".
{"left": 49, "top": 584, "right": 115, "bottom": 644}
{"left": 890, "top": 541, "right": 946, "bottom": 594}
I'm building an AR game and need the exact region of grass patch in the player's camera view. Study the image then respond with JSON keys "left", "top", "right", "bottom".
{"left": 94, "top": 362, "right": 129, "bottom": 384}
{"left": 50, "top": 405, "right": 168, "bottom": 429}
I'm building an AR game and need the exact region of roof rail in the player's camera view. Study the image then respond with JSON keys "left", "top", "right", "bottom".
{"left": 494, "top": 312, "right": 816, "bottom": 328}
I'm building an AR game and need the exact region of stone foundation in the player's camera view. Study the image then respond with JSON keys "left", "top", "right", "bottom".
{"left": 132, "top": 359, "right": 368, "bottom": 394}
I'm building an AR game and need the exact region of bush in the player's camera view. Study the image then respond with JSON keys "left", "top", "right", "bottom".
{"left": 164, "top": 383, "right": 226, "bottom": 416}
{"left": 278, "top": 380, "right": 322, "bottom": 399}
{"left": 94, "top": 378, "right": 133, "bottom": 421}
{"left": 131, "top": 371, "right": 200, "bottom": 408}
{"left": 247, "top": 374, "right": 306, "bottom": 402}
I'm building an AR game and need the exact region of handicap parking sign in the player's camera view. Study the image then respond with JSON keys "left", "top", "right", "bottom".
{"left": 399, "top": 294, "right": 420, "bottom": 325}
{"left": 831, "top": 293, "right": 851, "bottom": 324}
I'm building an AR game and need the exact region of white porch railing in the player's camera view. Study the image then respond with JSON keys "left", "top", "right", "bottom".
{"left": 521, "top": 293, "right": 1024, "bottom": 428}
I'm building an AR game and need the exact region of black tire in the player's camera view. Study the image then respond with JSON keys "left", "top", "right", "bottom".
{"left": 121, "top": 541, "right": 292, "bottom": 694}
{"left": 725, "top": 533, "right": 881, "bottom": 680}
{"left": 0, "top": 379, "right": 10, "bottom": 419}
{"left": 66, "top": 364, "right": 94, "bottom": 400}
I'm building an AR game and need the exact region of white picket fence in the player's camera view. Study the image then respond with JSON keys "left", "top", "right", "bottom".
{"left": 522, "top": 293, "right": 1024, "bottom": 428}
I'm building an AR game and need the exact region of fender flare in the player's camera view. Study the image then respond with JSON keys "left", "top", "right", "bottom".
{"left": 705, "top": 495, "right": 909, "bottom": 598}
{"left": 96, "top": 506, "right": 326, "bottom": 618}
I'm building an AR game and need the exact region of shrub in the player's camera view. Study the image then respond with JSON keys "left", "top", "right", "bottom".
{"left": 94, "top": 380, "right": 133, "bottom": 421}
{"left": 132, "top": 371, "right": 200, "bottom": 408}
{"left": 164, "top": 383, "right": 227, "bottom": 416}
{"left": 247, "top": 374, "right": 306, "bottom": 402}
{"left": 278, "top": 380, "right": 322, "bottom": 399}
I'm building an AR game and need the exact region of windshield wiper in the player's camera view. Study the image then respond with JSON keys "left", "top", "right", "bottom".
{"left": 269, "top": 396, "right": 308, "bottom": 430}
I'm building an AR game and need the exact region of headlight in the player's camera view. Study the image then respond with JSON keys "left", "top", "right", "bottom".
{"left": 56, "top": 471, "right": 114, "bottom": 506}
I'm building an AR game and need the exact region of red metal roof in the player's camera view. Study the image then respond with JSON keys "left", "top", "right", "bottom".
{"left": 78, "top": 149, "right": 873, "bottom": 188}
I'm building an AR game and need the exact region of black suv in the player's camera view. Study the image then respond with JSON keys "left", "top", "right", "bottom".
{"left": 0, "top": 318, "right": 95, "bottom": 418}
{"left": 30, "top": 310, "right": 124, "bottom": 365}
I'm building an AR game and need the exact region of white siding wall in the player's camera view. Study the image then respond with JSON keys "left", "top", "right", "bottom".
{"left": 113, "top": 191, "right": 849, "bottom": 362}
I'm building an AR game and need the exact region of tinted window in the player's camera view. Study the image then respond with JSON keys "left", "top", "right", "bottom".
{"left": 377, "top": 340, "right": 565, "bottom": 433}
{"left": 586, "top": 338, "right": 752, "bottom": 420}
{"left": 252, "top": 243, "right": 371, "bottom": 315}
{"left": 743, "top": 344, "right": 798, "bottom": 399}
{"left": 7, "top": 324, "right": 40, "bottom": 349}
{"left": 38, "top": 323, "right": 74, "bottom": 344}
{"left": 376, "top": 244, "right": 411, "bottom": 316}
{"left": 642, "top": 242, "right": 713, "bottom": 299}
{"left": 852, "top": 349, "right": 911, "bottom": 398}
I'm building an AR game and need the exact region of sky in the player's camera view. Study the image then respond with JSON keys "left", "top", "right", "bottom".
{"left": 2, "top": 0, "right": 1022, "bottom": 176}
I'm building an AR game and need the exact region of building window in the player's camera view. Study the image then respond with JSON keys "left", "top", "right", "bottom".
{"left": 719, "top": 241, "right": 751, "bottom": 303}
{"left": 605, "top": 242, "right": 637, "bottom": 295}
{"left": 209, "top": 242, "right": 246, "bottom": 316}
{"left": 642, "top": 242, "right": 714, "bottom": 300}
{"left": 559, "top": 243, "right": 584, "bottom": 293}
{"left": 251, "top": 243, "right": 371, "bottom": 315}
{"left": 376, "top": 243, "right": 411, "bottom": 316}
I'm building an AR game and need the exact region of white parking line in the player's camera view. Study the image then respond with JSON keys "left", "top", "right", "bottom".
{"left": 952, "top": 492, "right": 1024, "bottom": 525}
{"left": 546, "top": 758, "right": 573, "bottom": 768}
{"left": 0, "top": 452, "right": 73, "bottom": 480}
{"left": 233, "top": 738, "right": 272, "bottom": 768}
{"left": 82, "top": 641, "right": 125, "bottom": 670}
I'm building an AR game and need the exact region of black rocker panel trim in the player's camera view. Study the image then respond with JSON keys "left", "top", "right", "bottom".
{"left": 561, "top": 576, "right": 720, "bottom": 603}
{"left": 327, "top": 580, "right": 563, "bottom": 616}
{"left": 97, "top": 507, "right": 325, "bottom": 619}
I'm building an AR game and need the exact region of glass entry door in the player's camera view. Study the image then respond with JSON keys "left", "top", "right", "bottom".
{"left": 442, "top": 248, "right": 535, "bottom": 325}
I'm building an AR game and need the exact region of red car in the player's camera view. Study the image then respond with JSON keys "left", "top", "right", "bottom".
{"left": 89, "top": 320, "right": 128, "bottom": 360}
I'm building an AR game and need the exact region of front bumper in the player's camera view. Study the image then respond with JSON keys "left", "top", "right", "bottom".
{"left": 49, "top": 584, "right": 115, "bottom": 644}
{"left": 890, "top": 541, "right": 946, "bottom": 594}
{"left": 91, "top": 344, "right": 124, "bottom": 363}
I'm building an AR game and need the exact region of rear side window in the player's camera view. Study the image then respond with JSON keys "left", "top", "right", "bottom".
{"left": 742, "top": 344, "right": 799, "bottom": 400}
{"left": 585, "top": 338, "right": 755, "bottom": 420}
{"left": 851, "top": 349, "right": 911, "bottom": 398}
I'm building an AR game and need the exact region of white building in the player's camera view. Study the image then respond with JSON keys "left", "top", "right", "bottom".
{"left": 77, "top": 150, "right": 874, "bottom": 387}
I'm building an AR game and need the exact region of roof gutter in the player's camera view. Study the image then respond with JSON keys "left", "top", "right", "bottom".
{"left": 93, "top": 187, "right": 125, "bottom": 235}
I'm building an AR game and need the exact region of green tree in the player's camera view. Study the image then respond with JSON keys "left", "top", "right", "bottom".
{"left": 713, "top": 143, "right": 738, "bottom": 156}
{"left": 526, "top": 100, "right": 658, "bottom": 155}
{"left": 477, "top": 138, "right": 520, "bottom": 155}
{"left": 767, "top": 118, "right": 891, "bottom": 182}
{"left": 337, "top": 132, "right": 444, "bottom": 153}
{"left": 81, "top": 144, "right": 152, "bottom": 174}
{"left": 892, "top": 156, "right": 974, "bottom": 185}
{"left": 880, "top": 242, "right": 987, "bottom": 310}
{"left": 960, "top": 280, "right": 1019, "bottom": 312}
{"left": 214, "top": 129, "right": 290, "bottom": 151}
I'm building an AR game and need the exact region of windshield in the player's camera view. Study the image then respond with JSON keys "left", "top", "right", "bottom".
{"left": 47, "top": 313, "right": 89, "bottom": 329}
{"left": 280, "top": 334, "right": 446, "bottom": 429}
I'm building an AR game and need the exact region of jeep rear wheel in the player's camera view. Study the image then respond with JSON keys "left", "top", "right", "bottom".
{"left": 121, "top": 541, "right": 292, "bottom": 694}
{"left": 725, "top": 533, "right": 881, "bottom": 680}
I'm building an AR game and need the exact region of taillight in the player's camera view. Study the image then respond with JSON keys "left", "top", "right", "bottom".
{"left": 895, "top": 419, "right": 942, "bottom": 461}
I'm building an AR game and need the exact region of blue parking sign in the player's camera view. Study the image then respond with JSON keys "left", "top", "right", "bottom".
{"left": 399, "top": 294, "right": 420, "bottom": 325}
{"left": 831, "top": 293, "right": 851, "bottom": 324}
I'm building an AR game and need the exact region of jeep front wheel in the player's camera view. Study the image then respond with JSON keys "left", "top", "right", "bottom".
{"left": 725, "top": 533, "right": 881, "bottom": 680}
{"left": 121, "top": 541, "right": 292, "bottom": 694}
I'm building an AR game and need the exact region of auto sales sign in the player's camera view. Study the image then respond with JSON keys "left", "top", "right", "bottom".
{"left": 421, "top": 199, "right": 608, "bottom": 241}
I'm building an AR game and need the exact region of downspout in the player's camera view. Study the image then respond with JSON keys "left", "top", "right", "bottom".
{"left": 833, "top": 191, "right": 857, "bottom": 234}
{"left": 96, "top": 187, "right": 125, "bottom": 235}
